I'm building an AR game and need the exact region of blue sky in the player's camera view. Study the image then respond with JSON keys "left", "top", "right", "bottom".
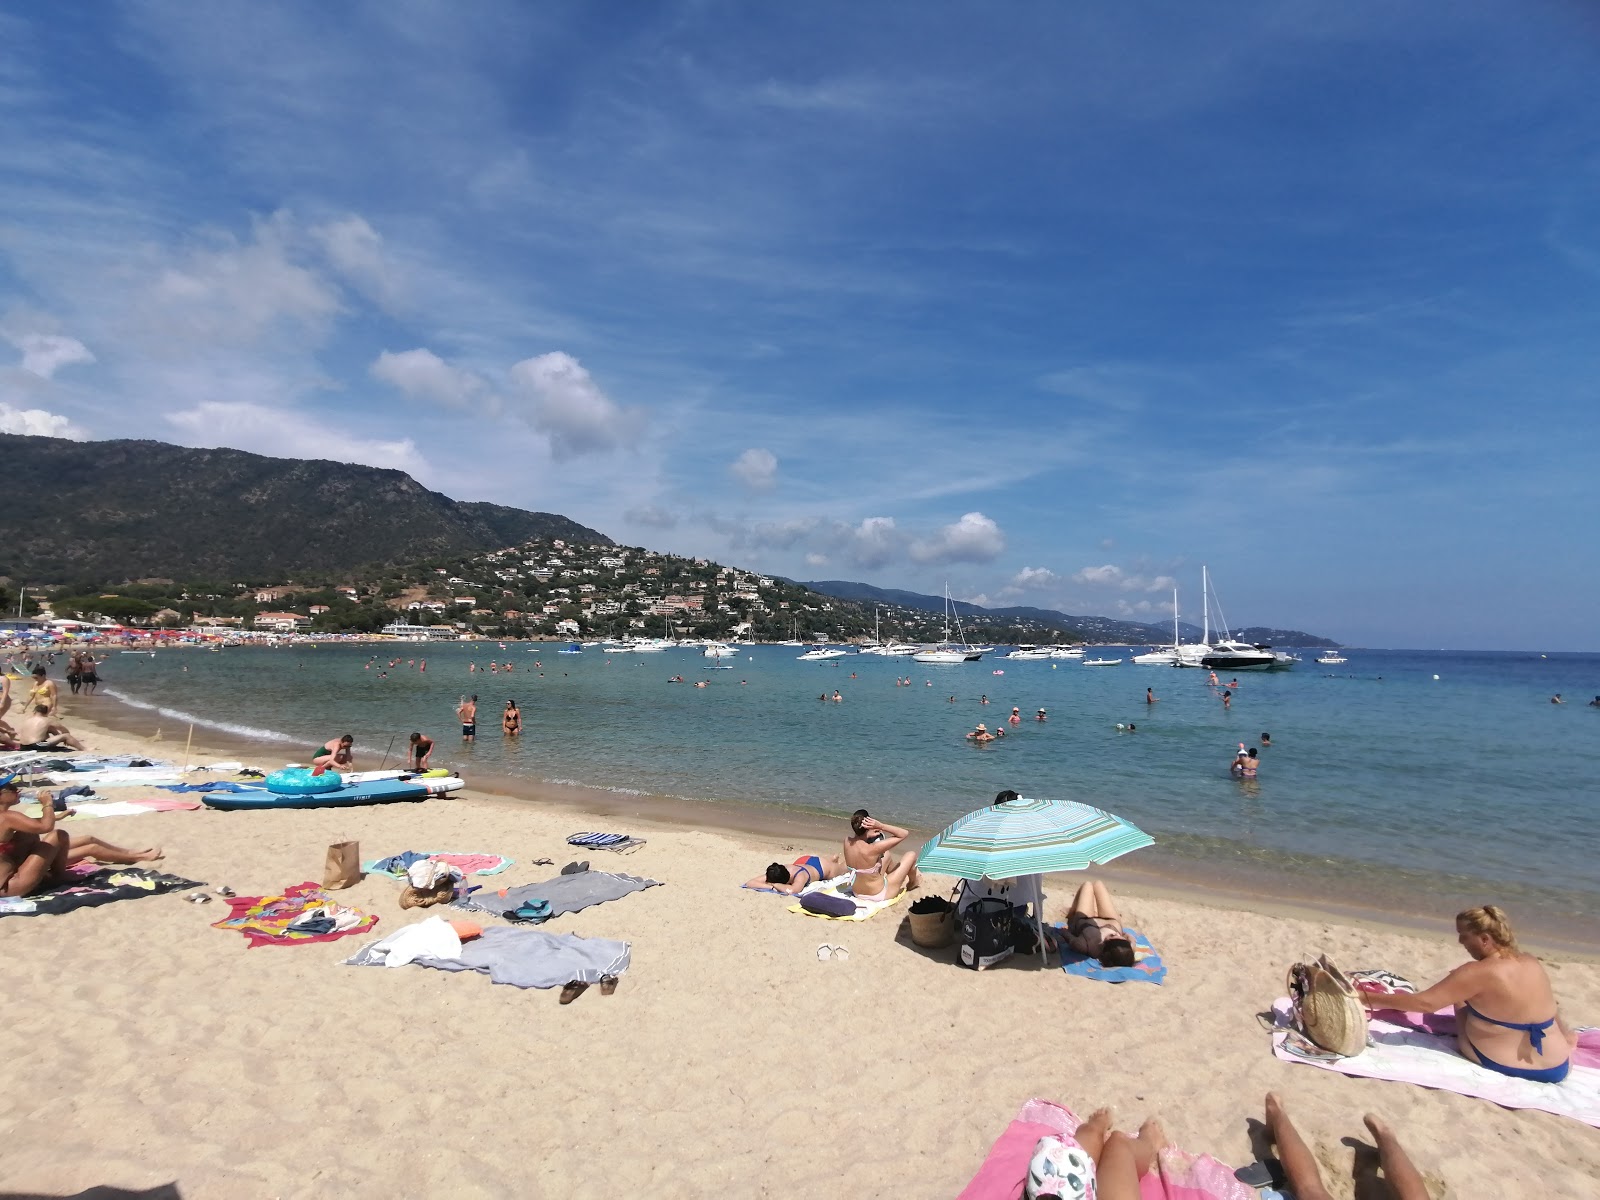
{"left": 2, "top": 2, "right": 1597, "bottom": 648}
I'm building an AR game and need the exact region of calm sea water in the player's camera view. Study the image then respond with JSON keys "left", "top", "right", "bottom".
{"left": 92, "top": 643, "right": 1600, "bottom": 922}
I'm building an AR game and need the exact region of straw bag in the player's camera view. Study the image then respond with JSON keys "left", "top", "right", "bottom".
{"left": 1287, "top": 954, "right": 1368, "bottom": 1057}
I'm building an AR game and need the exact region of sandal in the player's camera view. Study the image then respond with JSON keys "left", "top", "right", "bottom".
{"left": 559, "top": 981, "right": 588, "bottom": 1005}
{"left": 559, "top": 860, "right": 589, "bottom": 875}
{"left": 600, "top": 975, "right": 619, "bottom": 996}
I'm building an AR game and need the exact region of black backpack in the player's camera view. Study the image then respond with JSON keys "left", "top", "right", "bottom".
{"left": 959, "top": 897, "right": 1016, "bottom": 971}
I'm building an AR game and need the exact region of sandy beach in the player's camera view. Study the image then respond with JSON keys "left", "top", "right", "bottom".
{"left": 4, "top": 703, "right": 1598, "bottom": 1200}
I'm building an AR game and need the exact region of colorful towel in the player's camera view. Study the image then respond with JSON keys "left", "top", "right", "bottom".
{"left": 363, "top": 851, "right": 514, "bottom": 878}
{"left": 957, "top": 1097, "right": 1253, "bottom": 1200}
{"left": 1270, "top": 998, "right": 1600, "bottom": 1128}
{"left": 212, "top": 882, "right": 378, "bottom": 948}
{"left": 0, "top": 867, "right": 202, "bottom": 917}
{"left": 787, "top": 875, "right": 906, "bottom": 922}
{"left": 1056, "top": 925, "right": 1166, "bottom": 985}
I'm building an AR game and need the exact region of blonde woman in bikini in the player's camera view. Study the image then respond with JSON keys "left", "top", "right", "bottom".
{"left": 841, "top": 810, "right": 919, "bottom": 901}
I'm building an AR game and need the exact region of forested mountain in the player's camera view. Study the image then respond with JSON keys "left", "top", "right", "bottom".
{"left": 0, "top": 435, "right": 608, "bottom": 586}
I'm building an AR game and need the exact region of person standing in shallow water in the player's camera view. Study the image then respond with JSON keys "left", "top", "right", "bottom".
{"left": 503, "top": 700, "right": 521, "bottom": 737}
{"left": 457, "top": 695, "right": 477, "bottom": 743}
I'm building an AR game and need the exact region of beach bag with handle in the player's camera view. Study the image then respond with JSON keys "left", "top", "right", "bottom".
{"left": 1287, "top": 953, "right": 1368, "bottom": 1057}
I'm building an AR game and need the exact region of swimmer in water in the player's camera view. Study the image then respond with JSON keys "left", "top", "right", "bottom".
{"left": 1036, "top": 708, "right": 1047, "bottom": 721}
{"left": 1009, "top": 707, "right": 1021, "bottom": 725}
{"left": 1260, "top": 732, "right": 1271, "bottom": 747}
{"left": 1551, "top": 694, "right": 1565, "bottom": 704}
{"left": 832, "top": 690, "right": 843, "bottom": 703}
{"left": 1231, "top": 746, "right": 1259, "bottom": 779}
{"left": 966, "top": 723, "right": 993, "bottom": 744}
{"left": 1114, "top": 723, "right": 1137, "bottom": 732}
{"left": 1208, "top": 671, "right": 1218, "bottom": 686}
{"left": 1146, "top": 687, "right": 1158, "bottom": 704}
{"left": 1221, "top": 689, "right": 1232, "bottom": 709}
{"left": 1590, "top": 697, "right": 1600, "bottom": 708}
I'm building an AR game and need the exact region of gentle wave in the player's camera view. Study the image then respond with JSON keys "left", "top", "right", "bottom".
{"left": 100, "top": 688, "right": 300, "bottom": 744}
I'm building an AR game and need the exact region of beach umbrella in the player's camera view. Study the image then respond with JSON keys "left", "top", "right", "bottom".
{"left": 918, "top": 795, "right": 1154, "bottom": 964}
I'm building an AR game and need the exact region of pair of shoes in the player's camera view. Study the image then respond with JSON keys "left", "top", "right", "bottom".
{"left": 215, "top": 886, "right": 236, "bottom": 898}
{"left": 815, "top": 944, "right": 850, "bottom": 962}
{"left": 185, "top": 893, "right": 213, "bottom": 904}
{"left": 559, "top": 980, "right": 588, "bottom": 1004}
{"left": 600, "top": 974, "right": 619, "bottom": 996}
{"left": 560, "top": 860, "right": 589, "bottom": 875}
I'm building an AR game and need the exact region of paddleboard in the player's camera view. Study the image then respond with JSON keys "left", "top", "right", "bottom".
{"left": 201, "top": 775, "right": 465, "bottom": 811}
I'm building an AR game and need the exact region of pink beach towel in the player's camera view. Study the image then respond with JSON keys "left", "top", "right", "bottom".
{"left": 958, "top": 1098, "right": 1253, "bottom": 1200}
{"left": 1271, "top": 998, "right": 1600, "bottom": 1127}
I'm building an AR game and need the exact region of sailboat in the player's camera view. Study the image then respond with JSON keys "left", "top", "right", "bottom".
{"left": 857, "top": 606, "right": 919, "bottom": 656}
{"left": 1188, "top": 567, "right": 1275, "bottom": 671}
{"left": 1132, "top": 589, "right": 1183, "bottom": 665}
{"left": 913, "top": 586, "right": 985, "bottom": 664}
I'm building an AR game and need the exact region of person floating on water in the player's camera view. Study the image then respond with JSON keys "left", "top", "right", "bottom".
{"left": 457, "top": 695, "right": 478, "bottom": 743}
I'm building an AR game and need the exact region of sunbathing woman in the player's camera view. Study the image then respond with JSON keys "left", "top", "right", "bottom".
{"left": 0, "top": 775, "right": 69, "bottom": 897}
{"left": 1062, "top": 879, "right": 1137, "bottom": 968}
{"left": 1026, "top": 1108, "right": 1166, "bottom": 1200}
{"left": 1362, "top": 905, "right": 1574, "bottom": 1082}
{"left": 841, "top": 810, "right": 919, "bottom": 901}
{"left": 744, "top": 852, "right": 844, "bottom": 894}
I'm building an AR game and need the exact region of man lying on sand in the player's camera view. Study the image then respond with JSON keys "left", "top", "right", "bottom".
{"left": 744, "top": 852, "right": 845, "bottom": 894}
{"left": 1359, "top": 904, "right": 1575, "bottom": 1082}
{"left": 13, "top": 704, "right": 86, "bottom": 751}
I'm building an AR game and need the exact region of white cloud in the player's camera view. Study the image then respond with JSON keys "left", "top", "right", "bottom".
{"left": 729, "top": 447, "right": 778, "bottom": 491}
{"left": 624, "top": 504, "right": 679, "bottom": 529}
{"left": 804, "top": 552, "right": 829, "bottom": 567}
{"left": 164, "top": 400, "right": 423, "bottom": 473}
{"left": 140, "top": 211, "right": 343, "bottom": 350}
{"left": 371, "top": 348, "right": 485, "bottom": 408}
{"left": 313, "top": 214, "right": 402, "bottom": 309}
{"left": 848, "top": 516, "right": 900, "bottom": 568}
{"left": 6, "top": 332, "right": 94, "bottom": 379}
{"left": 1072, "top": 564, "right": 1176, "bottom": 592}
{"left": 1010, "top": 566, "right": 1059, "bottom": 590}
{"left": 0, "top": 403, "right": 89, "bottom": 439}
{"left": 909, "top": 511, "right": 1005, "bottom": 564}
{"left": 506, "top": 351, "right": 637, "bottom": 459}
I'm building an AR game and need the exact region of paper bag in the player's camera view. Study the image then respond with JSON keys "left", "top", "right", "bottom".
{"left": 322, "top": 840, "right": 362, "bottom": 890}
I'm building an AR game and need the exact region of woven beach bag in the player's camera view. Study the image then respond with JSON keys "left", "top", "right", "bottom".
{"left": 1287, "top": 953, "right": 1368, "bottom": 1057}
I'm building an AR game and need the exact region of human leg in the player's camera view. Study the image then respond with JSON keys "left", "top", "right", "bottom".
{"left": 1362, "top": 1114, "right": 1430, "bottom": 1200}
{"left": 66, "top": 835, "right": 163, "bottom": 865}
{"left": 1067, "top": 880, "right": 1098, "bottom": 919}
{"left": 1, "top": 831, "right": 68, "bottom": 897}
{"left": 1263, "top": 1093, "right": 1332, "bottom": 1200}
{"left": 886, "top": 849, "right": 919, "bottom": 894}
{"left": 1090, "top": 880, "right": 1122, "bottom": 926}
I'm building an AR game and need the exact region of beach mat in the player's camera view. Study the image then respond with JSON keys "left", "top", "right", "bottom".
{"left": 787, "top": 875, "right": 906, "bottom": 922}
{"left": 363, "top": 851, "right": 513, "bottom": 878}
{"left": 958, "top": 1097, "right": 1253, "bottom": 1200}
{"left": 1055, "top": 925, "right": 1167, "bottom": 985}
{"left": 455, "top": 870, "right": 662, "bottom": 922}
{"left": 0, "top": 867, "right": 201, "bottom": 917}
{"left": 566, "top": 831, "right": 646, "bottom": 853}
{"left": 347, "top": 924, "right": 630, "bottom": 989}
{"left": 20, "top": 796, "right": 204, "bottom": 819}
{"left": 1270, "top": 998, "right": 1600, "bottom": 1127}
{"left": 212, "top": 882, "right": 378, "bottom": 948}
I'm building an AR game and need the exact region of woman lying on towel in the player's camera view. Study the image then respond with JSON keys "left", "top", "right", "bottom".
{"left": 1361, "top": 905, "right": 1575, "bottom": 1083}
{"left": 841, "top": 811, "right": 919, "bottom": 901}
{"left": 1061, "top": 879, "right": 1138, "bottom": 968}
{"left": 744, "top": 852, "right": 844, "bottom": 894}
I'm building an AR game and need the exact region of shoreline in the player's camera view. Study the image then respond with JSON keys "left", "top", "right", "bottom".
{"left": 64, "top": 688, "right": 1600, "bottom": 958}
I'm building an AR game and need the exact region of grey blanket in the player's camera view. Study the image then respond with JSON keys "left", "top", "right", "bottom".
{"left": 456, "top": 870, "right": 663, "bottom": 921}
{"left": 366, "top": 926, "right": 632, "bottom": 988}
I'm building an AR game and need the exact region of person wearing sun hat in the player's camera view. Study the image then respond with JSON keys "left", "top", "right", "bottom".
{"left": 966, "top": 723, "right": 993, "bottom": 743}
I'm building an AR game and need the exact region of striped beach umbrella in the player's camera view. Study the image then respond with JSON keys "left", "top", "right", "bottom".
{"left": 918, "top": 795, "right": 1154, "bottom": 879}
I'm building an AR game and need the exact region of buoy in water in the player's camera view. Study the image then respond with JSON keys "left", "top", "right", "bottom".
{"left": 1433, "top": 674, "right": 1440, "bottom": 680}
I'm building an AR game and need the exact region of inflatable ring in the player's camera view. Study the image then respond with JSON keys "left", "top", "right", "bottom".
{"left": 266, "top": 767, "right": 344, "bottom": 795}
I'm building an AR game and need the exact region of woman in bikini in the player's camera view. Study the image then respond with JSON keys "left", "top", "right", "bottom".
{"left": 841, "top": 810, "right": 919, "bottom": 901}
{"left": 1062, "top": 879, "right": 1137, "bottom": 968}
{"left": 744, "top": 852, "right": 844, "bottom": 895}
{"left": 1362, "top": 905, "right": 1574, "bottom": 1083}
{"left": 0, "top": 774, "right": 69, "bottom": 898}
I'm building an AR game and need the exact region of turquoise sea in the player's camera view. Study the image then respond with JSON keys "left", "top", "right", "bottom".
{"left": 91, "top": 643, "right": 1600, "bottom": 930}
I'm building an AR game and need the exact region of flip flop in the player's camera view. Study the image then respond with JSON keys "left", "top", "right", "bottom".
{"left": 560, "top": 861, "right": 590, "bottom": 875}
{"left": 832, "top": 945, "right": 850, "bottom": 962}
{"left": 816, "top": 944, "right": 833, "bottom": 961}
{"left": 600, "top": 975, "right": 619, "bottom": 996}
{"left": 559, "top": 981, "right": 588, "bottom": 1005}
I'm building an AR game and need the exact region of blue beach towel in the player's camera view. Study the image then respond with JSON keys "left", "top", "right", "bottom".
{"left": 1056, "top": 926, "right": 1166, "bottom": 985}
{"left": 158, "top": 781, "right": 264, "bottom": 794}
{"left": 567, "top": 832, "right": 630, "bottom": 847}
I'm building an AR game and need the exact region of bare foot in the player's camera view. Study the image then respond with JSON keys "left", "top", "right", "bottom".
{"left": 1135, "top": 1118, "right": 1168, "bottom": 1153}
{"left": 1074, "top": 1106, "right": 1115, "bottom": 1157}
{"left": 1362, "top": 1113, "right": 1391, "bottom": 1145}
{"left": 1264, "top": 1091, "right": 1287, "bottom": 1136}
{"left": 139, "top": 847, "right": 164, "bottom": 862}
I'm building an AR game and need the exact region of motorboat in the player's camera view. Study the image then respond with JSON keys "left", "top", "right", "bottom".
{"left": 1172, "top": 567, "right": 1275, "bottom": 671}
{"left": 702, "top": 643, "right": 739, "bottom": 658}
{"left": 912, "top": 584, "right": 985, "bottom": 664}
{"left": 556, "top": 643, "right": 583, "bottom": 654}
{"left": 1268, "top": 650, "right": 1299, "bottom": 670}
{"left": 1048, "top": 646, "right": 1085, "bottom": 659}
{"left": 1084, "top": 657, "right": 1122, "bottom": 666}
{"left": 797, "top": 647, "right": 848, "bottom": 661}
{"left": 1003, "top": 646, "right": 1056, "bottom": 660}
{"left": 1315, "top": 652, "right": 1348, "bottom": 665}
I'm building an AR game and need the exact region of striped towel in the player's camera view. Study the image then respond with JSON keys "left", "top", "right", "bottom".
{"left": 566, "top": 832, "right": 646, "bottom": 852}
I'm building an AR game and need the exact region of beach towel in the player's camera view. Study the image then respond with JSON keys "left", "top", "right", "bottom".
{"left": 1270, "top": 998, "right": 1600, "bottom": 1127}
{"left": 1056, "top": 925, "right": 1167, "bottom": 985}
{"left": 20, "top": 796, "right": 204, "bottom": 819}
{"left": 346, "top": 924, "right": 630, "bottom": 989}
{"left": 566, "top": 831, "right": 646, "bottom": 853}
{"left": 0, "top": 867, "right": 202, "bottom": 917}
{"left": 787, "top": 875, "right": 906, "bottom": 922}
{"left": 454, "top": 870, "right": 663, "bottom": 921}
{"left": 958, "top": 1097, "right": 1253, "bottom": 1200}
{"left": 157, "top": 781, "right": 265, "bottom": 793}
{"left": 212, "top": 882, "right": 379, "bottom": 948}
{"left": 363, "top": 851, "right": 514, "bottom": 878}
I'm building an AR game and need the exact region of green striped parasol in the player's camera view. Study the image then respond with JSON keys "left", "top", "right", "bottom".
{"left": 917, "top": 795, "right": 1154, "bottom": 879}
